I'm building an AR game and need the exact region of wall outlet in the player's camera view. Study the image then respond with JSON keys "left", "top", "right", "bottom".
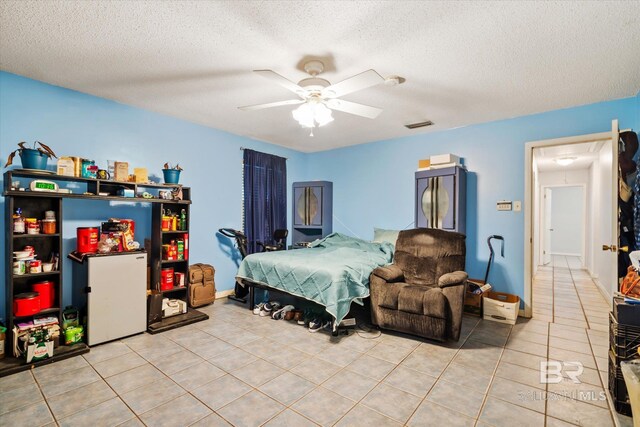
{"left": 497, "top": 201, "right": 512, "bottom": 211}
{"left": 513, "top": 201, "right": 522, "bottom": 212}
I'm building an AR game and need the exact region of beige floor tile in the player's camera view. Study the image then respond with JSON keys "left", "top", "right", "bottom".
{"left": 217, "top": 390, "right": 285, "bottom": 426}
{"left": 322, "top": 369, "right": 378, "bottom": 401}
{"left": 230, "top": 358, "right": 285, "bottom": 387}
{"left": 292, "top": 387, "right": 355, "bottom": 426}
{"left": 46, "top": 379, "right": 115, "bottom": 419}
{"left": 440, "top": 361, "right": 492, "bottom": 393}
{"left": 383, "top": 365, "right": 437, "bottom": 397}
{"left": 336, "top": 404, "right": 402, "bottom": 427}
{"left": 546, "top": 393, "right": 614, "bottom": 426}
{"left": 361, "top": 382, "right": 422, "bottom": 423}
{"left": 259, "top": 372, "right": 316, "bottom": 405}
{"left": 169, "top": 361, "right": 225, "bottom": 391}
{"left": 120, "top": 376, "right": 185, "bottom": 415}
{"left": 488, "top": 376, "right": 545, "bottom": 413}
{"left": 407, "top": 400, "right": 475, "bottom": 427}
{"left": 291, "top": 357, "right": 342, "bottom": 384}
{"left": 0, "top": 400, "right": 53, "bottom": 427}
{"left": 426, "top": 379, "right": 485, "bottom": 418}
{"left": 263, "top": 409, "right": 317, "bottom": 427}
{"left": 191, "top": 374, "right": 252, "bottom": 410}
{"left": 479, "top": 395, "right": 545, "bottom": 427}
{"left": 58, "top": 397, "right": 134, "bottom": 427}
{"left": 139, "top": 393, "right": 211, "bottom": 426}
{"left": 347, "top": 354, "right": 396, "bottom": 381}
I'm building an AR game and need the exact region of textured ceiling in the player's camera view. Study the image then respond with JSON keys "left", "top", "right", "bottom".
{"left": 1, "top": 1, "right": 639, "bottom": 152}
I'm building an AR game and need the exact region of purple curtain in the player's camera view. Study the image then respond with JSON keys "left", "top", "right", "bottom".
{"left": 243, "top": 149, "right": 287, "bottom": 254}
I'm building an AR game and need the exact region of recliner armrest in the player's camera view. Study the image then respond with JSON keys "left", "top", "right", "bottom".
{"left": 438, "top": 271, "right": 468, "bottom": 288}
{"left": 372, "top": 264, "right": 405, "bottom": 282}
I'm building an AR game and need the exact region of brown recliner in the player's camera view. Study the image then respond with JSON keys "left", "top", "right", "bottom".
{"left": 370, "top": 228, "right": 468, "bottom": 341}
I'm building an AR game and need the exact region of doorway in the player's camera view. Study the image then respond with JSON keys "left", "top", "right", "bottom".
{"left": 524, "top": 120, "right": 619, "bottom": 319}
{"left": 540, "top": 184, "right": 586, "bottom": 267}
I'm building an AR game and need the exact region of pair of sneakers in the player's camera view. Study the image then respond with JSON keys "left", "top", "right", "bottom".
{"left": 253, "top": 301, "right": 281, "bottom": 317}
{"left": 308, "top": 318, "right": 332, "bottom": 333}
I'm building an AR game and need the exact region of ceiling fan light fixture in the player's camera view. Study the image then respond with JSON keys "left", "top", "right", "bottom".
{"left": 554, "top": 157, "right": 577, "bottom": 166}
{"left": 292, "top": 101, "right": 333, "bottom": 128}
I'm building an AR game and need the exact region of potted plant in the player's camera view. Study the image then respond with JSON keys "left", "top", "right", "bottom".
{"left": 162, "top": 163, "right": 183, "bottom": 184}
{"left": 4, "top": 141, "right": 57, "bottom": 171}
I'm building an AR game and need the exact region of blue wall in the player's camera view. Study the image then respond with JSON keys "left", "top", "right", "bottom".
{"left": 0, "top": 71, "right": 308, "bottom": 321}
{"left": 1, "top": 70, "right": 638, "bottom": 322}
{"left": 307, "top": 96, "right": 639, "bottom": 301}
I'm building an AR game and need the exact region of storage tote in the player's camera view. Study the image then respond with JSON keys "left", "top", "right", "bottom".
{"left": 483, "top": 291, "right": 519, "bottom": 325}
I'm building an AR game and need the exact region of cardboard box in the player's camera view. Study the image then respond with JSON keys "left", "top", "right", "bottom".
{"left": 430, "top": 154, "right": 460, "bottom": 165}
{"left": 418, "top": 159, "right": 431, "bottom": 169}
{"left": 483, "top": 291, "right": 520, "bottom": 325}
{"left": 25, "top": 340, "right": 54, "bottom": 363}
{"left": 114, "top": 161, "right": 129, "bottom": 182}
{"left": 57, "top": 157, "right": 75, "bottom": 177}
{"left": 133, "top": 167, "right": 148, "bottom": 183}
{"left": 464, "top": 279, "right": 484, "bottom": 316}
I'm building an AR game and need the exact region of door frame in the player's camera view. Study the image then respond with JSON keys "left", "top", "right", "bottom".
{"left": 523, "top": 120, "right": 618, "bottom": 318}
{"left": 539, "top": 183, "right": 588, "bottom": 264}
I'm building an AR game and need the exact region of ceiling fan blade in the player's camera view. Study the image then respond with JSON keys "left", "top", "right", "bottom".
{"left": 238, "top": 99, "right": 304, "bottom": 111}
{"left": 322, "top": 69, "right": 384, "bottom": 98}
{"left": 326, "top": 99, "right": 382, "bottom": 119}
{"left": 254, "top": 70, "right": 307, "bottom": 98}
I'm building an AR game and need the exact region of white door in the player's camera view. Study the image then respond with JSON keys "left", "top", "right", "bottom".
{"left": 543, "top": 187, "right": 552, "bottom": 265}
{"left": 604, "top": 121, "right": 620, "bottom": 294}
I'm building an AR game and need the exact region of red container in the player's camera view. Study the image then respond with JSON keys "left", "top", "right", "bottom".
{"left": 14, "top": 292, "right": 40, "bottom": 316}
{"left": 183, "top": 233, "right": 189, "bottom": 260}
{"left": 32, "top": 281, "right": 55, "bottom": 309}
{"left": 161, "top": 267, "right": 174, "bottom": 290}
{"left": 77, "top": 227, "right": 99, "bottom": 253}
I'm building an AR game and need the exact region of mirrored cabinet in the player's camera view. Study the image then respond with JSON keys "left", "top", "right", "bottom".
{"left": 292, "top": 181, "right": 332, "bottom": 245}
{"left": 415, "top": 166, "right": 466, "bottom": 234}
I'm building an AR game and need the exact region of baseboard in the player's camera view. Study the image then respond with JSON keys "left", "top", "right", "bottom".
{"left": 216, "top": 289, "right": 235, "bottom": 299}
{"left": 592, "top": 278, "right": 613, "bottom": 308}
{"left": 549, "top": 252, "right": 581, "bottom": 257}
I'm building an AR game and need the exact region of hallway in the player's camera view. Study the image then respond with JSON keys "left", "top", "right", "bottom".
{"left": 531, "top": 255, "right": 633, "bottom": 426}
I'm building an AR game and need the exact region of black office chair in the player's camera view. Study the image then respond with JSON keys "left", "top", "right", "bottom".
{"left": 256, "top": 229, "right": 288, "bottom": 252}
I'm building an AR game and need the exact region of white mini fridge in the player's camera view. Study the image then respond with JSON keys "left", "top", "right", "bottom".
{"left": 73, "top": 252, "right": 147, "bottom": 345}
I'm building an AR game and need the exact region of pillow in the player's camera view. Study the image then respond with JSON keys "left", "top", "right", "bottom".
{"left": 373, "top": 228, "right": 401, "bottom": 248}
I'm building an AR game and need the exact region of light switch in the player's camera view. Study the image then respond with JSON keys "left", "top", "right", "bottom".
{"left": 513, "top": 201, "right": 522, "bottom": 212}
{"left": 497, "top": 201, "right": 512, "bottom": 211}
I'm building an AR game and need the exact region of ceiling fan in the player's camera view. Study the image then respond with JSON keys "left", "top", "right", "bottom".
{"left": 238, "top": 60, "right": 385, "bottom": 134}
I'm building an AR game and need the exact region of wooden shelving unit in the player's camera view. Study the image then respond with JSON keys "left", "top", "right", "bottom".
{"left": 2, "top": 169, "right": 208, "bottom": 375}
{"left": 147, "top": 199, "right": 207, "bottom": 334}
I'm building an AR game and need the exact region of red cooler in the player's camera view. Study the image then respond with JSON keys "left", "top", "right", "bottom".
{"left": 77, "top": 227, "right": 99, "bottom": 253}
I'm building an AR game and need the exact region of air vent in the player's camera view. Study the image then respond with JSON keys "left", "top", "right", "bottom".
{"left": 405, "top": 120, "right": 434, "bottom": 129}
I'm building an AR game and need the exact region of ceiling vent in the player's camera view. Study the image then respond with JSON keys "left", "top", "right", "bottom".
{"left": 405, "top": 120, "right": 434, "bottom": 129}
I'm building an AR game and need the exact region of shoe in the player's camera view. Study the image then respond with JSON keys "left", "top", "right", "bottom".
{"left": 260, "top": 302, "right": 281, "bottom": 317}
{"left": 308, "top": 319, "right": 331, "bottom": 333}
{"left": 253, "top": 302, "right": 265, "bottom": 315}
{"left": 285, "top": 309, "right": 301, "bottom": 321}
{"left": 272, "top": 305, "right": 295, "bottom": 320}
{"left": 297, "top": 309, "right": 311, "bottom": 325}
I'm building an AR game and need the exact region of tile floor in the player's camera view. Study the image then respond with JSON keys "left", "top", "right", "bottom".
{"left": 0, "top": 255, "right": 635, "bottom": 426}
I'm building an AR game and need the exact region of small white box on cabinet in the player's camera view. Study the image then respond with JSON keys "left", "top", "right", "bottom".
{"left": 430, "top": 154, "right": 460, "bottom": 165}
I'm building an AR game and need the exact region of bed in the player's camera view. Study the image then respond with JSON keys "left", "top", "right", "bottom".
{"left": 235, "top": 233, "right": 394, "bottom": 325}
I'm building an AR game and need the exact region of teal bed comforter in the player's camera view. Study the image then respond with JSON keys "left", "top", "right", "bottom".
{"left": 236, "top": 233, "right": 394, "bottom": 324}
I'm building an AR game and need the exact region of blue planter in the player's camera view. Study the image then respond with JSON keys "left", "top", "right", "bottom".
{"left": 163, "top": 169, "right": 181, "bottom": 184}
{"left": 19, "top": 148, "right": 49, "bottom": 170}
